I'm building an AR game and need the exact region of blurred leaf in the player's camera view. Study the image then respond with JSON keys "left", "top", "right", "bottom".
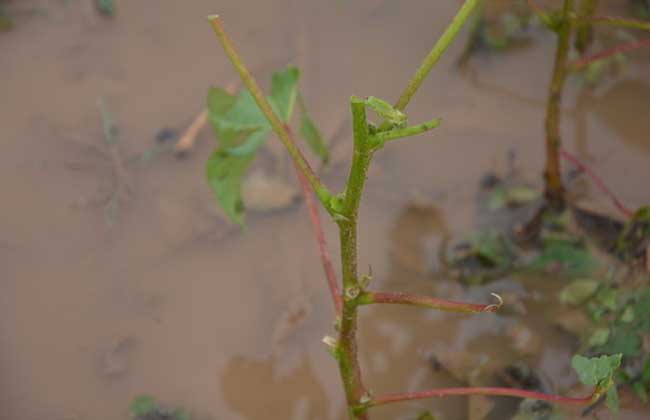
{"left": 527, "top": 239, "right": 600, "bottom": 276}
{"left": 214, "top": 89, "right": 269, "bottom": 134}
{"left": 130, "top": 395, "right": 158, "bottom": 418}
{"left": 207, "top": 87, "right": 237, "bottom": 118}
{"left": 298, "top": 97, "right": 329, "bottom": 164}
{"left": 365, "top": 96, "right": 407, "bottom": 128}
{"left": 598, "top": 330, "right": 641, "bottom": 356}
{"left": 606, "top": 386, "right": 620, "bottom": 417}
{"left": 488, "top": 185, "right": 540, "bottom": 210}
{"left": 206, "top": 150, "right": 255, "bottom": 226}
{"left": 621, "top": 305, "right": 635, "bottom": 323}
{"left": 95, "top": 0, "right": 115, "bottom": 16}
{"left": 270, "top": 67, "right": 300, "bottom": 122}
{"left": 571, "top": 354, "right": 622, "bottom": 387}
{"left": 469, "top": 231, "right": 515, "bottom": 268}
{"left": 588, "top": 328, "right": 611, "bottom": 347}
{"left": 205, "top": 67, "right": 303, "bottom": 225}
{"left": 559, "top": 280, "right": 599, "bottom": 305}
{"left": 415, "top": 411, "right": 437, "bottom": 420}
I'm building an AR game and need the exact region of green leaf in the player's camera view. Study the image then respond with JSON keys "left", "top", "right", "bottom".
{"left": 415, "top": 411, "right": 436, "bottom": 420}
{"left": 270, "top": 67, "right": 300, "bottom": 122}
{"left": 598, "top": 330, "right": 641, "bottom": 356}
{"left": 226, "top": 129, "right": 269, "bottom": 157}
{"left": 215, "top": 89, "right": 269, "bottom": 133}
{"left": 207, "top": 87, "right": 237, "bottom": 117}
{"left": 571, "top": 354, "right": 622, "bottom": 387}
{"left": 365, "top": 96, "right": 407, "bottom": 128}
{"left": 95, "top": 0, "right": 115, "bottom": 16}
{"left": 299, "top": 98, "right": 329, "bottom": 164}
{"left": 527, "top": 239, "right": 600, "bottom": 276}
{"left": 130, "top": 395, "right": 158, "bottom": 417}
{"left": 621, "top": 305, "right": 635, "bottom": 323}
{"left": 588, "top": 328, "right": 610, "bottom": 347}
{"left": 206, "top": 149, "right": 256, "bottom": 226}
{"left": 559, "top": 280, "right": 599, "bottom": 305}
{"left": 205, "top": 67, "right": 304, "bottom": 226}
{"left": 606, "top": 386, "right": 620, "bottom": 416}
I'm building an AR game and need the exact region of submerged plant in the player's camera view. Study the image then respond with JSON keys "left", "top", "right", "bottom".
{"left": 462, "top": 0, "right": 650, "bottom": 214}
{"left": 204, "top": 1, "right": 621, "bottom": 418}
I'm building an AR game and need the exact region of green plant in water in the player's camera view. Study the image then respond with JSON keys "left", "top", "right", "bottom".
{"left": 204, "top": 1, "right": 621, "bottom": 418}
{"left": 463, "top": 0, "right": 650, "bottom": 214}
{"left": 129, "top": 395, "right": 191, "bottom": 420}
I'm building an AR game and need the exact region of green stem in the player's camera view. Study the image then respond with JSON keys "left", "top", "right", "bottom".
{"left": 207, "top": 15, "right": 333, "bottom": 212}
{"left": 394, "top": 0, "right": 481, "bottom": 111}
{"left": 544, "top": 0, "right": 574, "bottom": 212}
{"left": 370, "top": 118, "right": 441, "bottom": 148}
{"left": 334, "top": 97, "right": 374, "bottom": 419}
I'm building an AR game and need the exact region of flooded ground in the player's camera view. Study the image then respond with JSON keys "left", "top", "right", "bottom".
{"left": 1, "top": 1, "right": 649, "bottom": 419}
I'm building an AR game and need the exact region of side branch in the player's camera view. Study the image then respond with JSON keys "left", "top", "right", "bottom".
{"left": 207, "top": 15, "right": 333, "bottom": 211}
{"left": 371, "top": 387, "right": 597, "bottom": 407}
{"left": 559, "top": 148, "right": 634, "bottom": 218}
{"left": 370, "top": 118, "right": 441, "bottom": 148}
{"left": 360, "top": 291, "right": 502, "bottom": 314}
{"left": 394, "top": 0, "right": 480, "bottom": 111}
{"left": 571, "top": 38, "right": 650, "bottom": 70}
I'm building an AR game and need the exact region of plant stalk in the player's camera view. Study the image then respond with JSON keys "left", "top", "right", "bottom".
{"left": 334, "top": 98, "right": 374, "bottom": 419}
{"left": 394, "top": 0, "right": 481, "bottom": 111}
{"left": 207, "top": 15, "right": 333, "bottom": 212}
{"left": 543, "top": 0, "right": 574, "bottom": 212}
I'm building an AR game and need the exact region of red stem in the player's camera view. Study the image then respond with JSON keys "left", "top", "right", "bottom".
{"left": 559, "top": 147, "right": 634, "bottom": 218}
{"left": 288, "top": 126, "right": 343, "bottom": 316}
{"left": 372, "top": 387, "right": 596, "bottom": 407}
{"left": 571, "top": 38, "right": 650, "bottom": 70}
{"left": 363, "top": 291, "right": 502, "bottom": 314}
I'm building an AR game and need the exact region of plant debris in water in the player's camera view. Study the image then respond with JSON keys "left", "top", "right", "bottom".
{"left": 130, "top": 395, "right": 190, "bottom": 420}
{"left": 96, "top": 0, "right": 115, "bottom": 17}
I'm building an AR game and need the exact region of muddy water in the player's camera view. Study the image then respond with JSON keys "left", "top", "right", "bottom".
{"left": 1, "top": 1, "right": 649, "bottom": 419}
